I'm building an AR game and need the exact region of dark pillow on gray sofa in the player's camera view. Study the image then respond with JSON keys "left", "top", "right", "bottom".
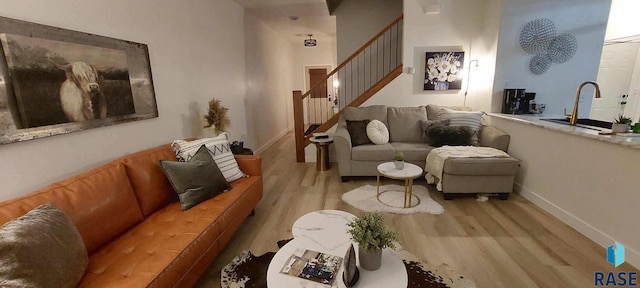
{"left": 426, "top": 125, "right": 472, "bottom": 147}
{"left": 160, "top": 145, "right": 231, "bottom": 210}
{"left": 420, "top": 119, "right": 450, "bottom": 143}
{"left": 346, "top": 120, "right": 373, "bottom": 146}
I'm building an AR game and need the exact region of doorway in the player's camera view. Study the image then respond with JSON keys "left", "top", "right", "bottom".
{"left": 309, "top": 68, "right": 328, "bottom": 98}
{"left": 303, "top": 65, "right": 333, "bottom": 130}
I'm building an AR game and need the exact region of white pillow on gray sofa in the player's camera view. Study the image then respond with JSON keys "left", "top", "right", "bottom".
{"left": 366, "top": 120, "right": 389, "bottom": 145}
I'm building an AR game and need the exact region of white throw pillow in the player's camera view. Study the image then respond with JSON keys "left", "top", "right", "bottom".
{"left": 366, "top": 119, "right": 389, "bottom": 145}
{"left": 171, "top": 133, "right": 248, "bottom": 182}
{"left": 438, "top": 108, "right": 484, "bottom": 145}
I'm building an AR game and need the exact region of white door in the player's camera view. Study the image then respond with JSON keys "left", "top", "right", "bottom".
{"left": 591, "top": 42, "right": 639, "bottom": 122}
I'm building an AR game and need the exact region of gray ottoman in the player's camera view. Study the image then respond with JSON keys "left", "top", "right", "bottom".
{"left": 441, "top": 157, "right": 520, "bottom": 200}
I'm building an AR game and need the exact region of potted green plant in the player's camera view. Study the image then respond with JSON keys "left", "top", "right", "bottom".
{"left": 394, "top": 151, "right": 404, "bottom": 170}
{"left": 346, "top": 213, "right": 398, "bottom": 271}
{"left": 612, "top": 115, "right": 632, "bottom": 133}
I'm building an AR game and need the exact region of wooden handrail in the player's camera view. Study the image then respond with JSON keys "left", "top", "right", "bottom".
{"left": 293, "top": 15, "right": 403, "bottom": 162}
{"left": 300, "top": 15, "right": 404, "bottom": 99}
{"left": 292, "top": 90, "right": 305, "bottom": 162}
{"left": 301, "top": 64, "right": 403, "bottom": 148}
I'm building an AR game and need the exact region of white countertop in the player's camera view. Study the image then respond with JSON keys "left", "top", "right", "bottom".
{"left": 488, "top": 113, "right": 640, "bottom": 150}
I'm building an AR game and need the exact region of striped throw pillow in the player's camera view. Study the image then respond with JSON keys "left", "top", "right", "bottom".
{"left": 438, "top": 108, "right": 484, "bottom": 145}
{"left": 171, "top": 133, "right": 247, "bottom": 182}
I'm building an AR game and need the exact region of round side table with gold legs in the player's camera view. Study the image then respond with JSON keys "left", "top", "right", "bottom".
{"left": 376, "top": 162, "right": 423, "bottom": 208}
{"left": 310, "top": 136, "right": 333, "bottom": 171}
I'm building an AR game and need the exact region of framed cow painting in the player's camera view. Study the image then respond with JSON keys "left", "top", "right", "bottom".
{"left": 0, "top": 16, "right": 157, "bottom": 144}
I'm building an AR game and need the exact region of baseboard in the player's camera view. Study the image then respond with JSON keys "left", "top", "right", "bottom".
{"left": 254, "top": 128, "right": 290, "bottom": 155}
{"left": 515, "top": 183, "right": 640, "bottom": 268}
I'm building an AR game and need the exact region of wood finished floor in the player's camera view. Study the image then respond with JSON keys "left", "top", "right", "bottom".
{"left": 195, "top": 132, "right": 637, "bottom": 288}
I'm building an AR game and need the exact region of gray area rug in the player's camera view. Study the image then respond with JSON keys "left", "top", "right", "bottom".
{"left": 221, "top": 239, "right": 475, "bottom": 288}
{"left": 342, "top": 184, "right": 445, "bottom": 215}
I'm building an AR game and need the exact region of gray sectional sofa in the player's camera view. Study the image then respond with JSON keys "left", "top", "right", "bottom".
{"left": 334, "top": 105, "right": 519, "bottom": 199}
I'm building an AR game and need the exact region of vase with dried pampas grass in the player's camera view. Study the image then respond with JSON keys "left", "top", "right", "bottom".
{"left": 203, "top": 98, "right": 230, "bottom": 134}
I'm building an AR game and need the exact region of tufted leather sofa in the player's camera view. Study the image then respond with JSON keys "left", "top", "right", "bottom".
{"left": 0, "top": 142, "right": 263, "bottom": 287}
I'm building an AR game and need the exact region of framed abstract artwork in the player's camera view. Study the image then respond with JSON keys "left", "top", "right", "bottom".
{"left": 0, "top": 16, "right": 157, "bottom": 144}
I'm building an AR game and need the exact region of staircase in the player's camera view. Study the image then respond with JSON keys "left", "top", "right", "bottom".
{"left": 293, "top": 15, "right": 403, "bottom": 162}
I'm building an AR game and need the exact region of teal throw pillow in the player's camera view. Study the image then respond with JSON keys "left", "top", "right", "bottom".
{"left": 160, "top": 145, "right": 231, "bottom": 210}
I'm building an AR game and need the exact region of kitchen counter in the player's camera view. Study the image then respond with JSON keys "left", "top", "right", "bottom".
{"left": 488, "top": 113, "right": 640, "bottom": 150}
{"left": 487, "top": 112, "right": 640, "bottom": 267}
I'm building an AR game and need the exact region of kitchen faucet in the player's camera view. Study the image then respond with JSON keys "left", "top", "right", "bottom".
{"left": 570, "top": 81, "right": 601, "bottom": 125}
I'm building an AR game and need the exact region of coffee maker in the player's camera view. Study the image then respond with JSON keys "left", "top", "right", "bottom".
{"left": 502, "top": 89, "right": 535, "bottom": 114}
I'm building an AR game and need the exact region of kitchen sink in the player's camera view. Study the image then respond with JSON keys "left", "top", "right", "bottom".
{"left": 541, "top": 118, "right": 613, "bottom": 130}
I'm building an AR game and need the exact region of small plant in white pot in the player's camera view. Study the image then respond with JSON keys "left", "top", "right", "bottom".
{"left": 346, "top": 213, "right": 398, "bottom": 271}
{"left": 394, "top": 151, "right": 404, "bottom": 170}
{"left": 612, "top": 115, "right": 632, "bottom": 133}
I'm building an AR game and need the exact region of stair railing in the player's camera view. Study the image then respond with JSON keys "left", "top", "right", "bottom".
{"left": 293, "top": 15, "right": 403, "bottom": 162}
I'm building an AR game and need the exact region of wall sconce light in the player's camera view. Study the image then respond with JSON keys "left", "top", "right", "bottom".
{"left": 469, "top": 59, "right": 479, "bottom": 69}
{"left": 464, "top": 59, "right": 480, "bottom": 106}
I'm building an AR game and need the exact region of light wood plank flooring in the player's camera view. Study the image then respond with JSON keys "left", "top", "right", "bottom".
{"left": 195, "top": 132, "right": 637, "bottom": 287}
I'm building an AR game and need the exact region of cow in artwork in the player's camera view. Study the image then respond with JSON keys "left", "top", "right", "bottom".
{"left": 53, "top": 61, "right": 107, "bottom": 122}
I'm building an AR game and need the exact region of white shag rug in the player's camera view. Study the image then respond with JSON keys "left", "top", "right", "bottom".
{"left": 342, "top": 184, "right": 444, "bottom": 215}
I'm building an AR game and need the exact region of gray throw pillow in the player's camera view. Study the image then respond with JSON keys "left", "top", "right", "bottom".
{"left": 420, "top": 119, "right": 450, "bottom": 143}
{"left": 346, "top": 120, "right": 373, "bottom": 146}
{"left": 426, "top": 125, "right": 472, "bottom": 147}
{"left": 0, "top": 203, "right": 88, "bottom": 288}
{"left": 160, "top": 145, "right": 231, "bottom": 210}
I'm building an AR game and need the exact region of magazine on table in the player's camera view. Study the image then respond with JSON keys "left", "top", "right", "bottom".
{"left": 280, "top": 248, "right": 343, "bottom": 286}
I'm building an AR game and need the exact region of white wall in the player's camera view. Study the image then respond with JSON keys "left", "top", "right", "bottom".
{"left": 605, "top": 0, "right": 640, "bottom": 40}
{"left": 491, "top": 0, "right": 611, "bottom": 116}
{"left": 334, "top": 0, "right": 402, "bottom": 62}
{"left": 366, "top": 0, "right": 501, "bottom": 112}
{"left": 490, "top": 116, "right": 640, "bottom": 268}
{"left": 601, "top": 0, "right": 640, "bottom": 122}
{"left": 0, "top": 0, "right": 248, "bottom": 201}
{"left": 244, "top": 13, "right": 297, "bottom": 153}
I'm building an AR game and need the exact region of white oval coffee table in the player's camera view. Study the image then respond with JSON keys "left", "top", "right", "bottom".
{"left": 377, "top": 162, "right": 423, "bottom": 208}
{"left": 267, "top": 210, "right": 408, "bottom": 287}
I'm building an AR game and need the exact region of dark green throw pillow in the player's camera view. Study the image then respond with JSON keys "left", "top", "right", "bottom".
{"left": 159, "top": 145, "right": 231, "bottom": 210}
{"left": 346, "top": 120, "right": 372, "bottom": 146}
{"left": 426, "top": 125, "right": 472, "bottom": 147}
{"left": 420, "top": 119, "right": 450, "bottom": 143}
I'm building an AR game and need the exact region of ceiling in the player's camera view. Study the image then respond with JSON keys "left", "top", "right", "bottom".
{"left": 233, "top": 0, "right": 336, "bottom": 44}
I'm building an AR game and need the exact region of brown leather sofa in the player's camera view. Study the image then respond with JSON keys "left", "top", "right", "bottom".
{"left": 0, "top": 142, "right": 263, "bottom": 287}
